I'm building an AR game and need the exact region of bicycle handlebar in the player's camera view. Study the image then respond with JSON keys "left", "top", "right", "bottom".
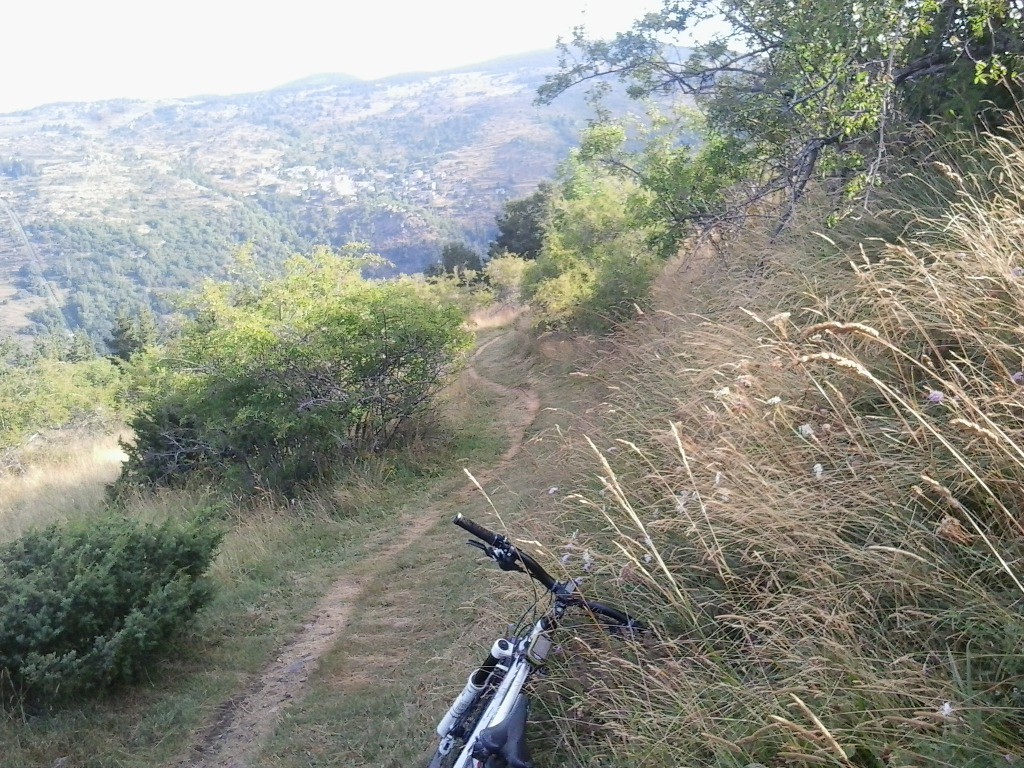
{"left": 453, "top": 513, "right": 508, "bottom": 548}
{"left": 568, "top": 597, "right": 646, "bottom": 632}
{"left": 452, "top": 514, "right": 646, "bottom": 631}
{"left": 454, "top": 513, "right": 557, "bottom": 591}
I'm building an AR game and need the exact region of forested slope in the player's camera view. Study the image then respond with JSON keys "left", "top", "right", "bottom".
{"left": 0, "top": 50, "right": 595, "bottom": 342}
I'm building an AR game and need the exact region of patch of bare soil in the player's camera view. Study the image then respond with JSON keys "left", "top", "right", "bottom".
{"left": 180, "top": 344, "right": 539, "bottom": 768}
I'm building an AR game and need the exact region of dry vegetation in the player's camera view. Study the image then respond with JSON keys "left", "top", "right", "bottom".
{"left": 0, "top": 431, "right": 127, "bottom": 542}
{"left": 540, "top": 125, "right": 1024, "bottom": 767}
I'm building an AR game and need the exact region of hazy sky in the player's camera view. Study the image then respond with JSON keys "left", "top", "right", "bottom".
{"left": 0, "top": 0, "right": 660, "bottom": 114}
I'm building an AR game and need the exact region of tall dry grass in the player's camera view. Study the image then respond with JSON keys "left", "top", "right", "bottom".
{"left": 0, "top": 431, "right": 128, "bottom": 542}
{"left": 550, "top": 124, "right": 1024, "bottom": 766}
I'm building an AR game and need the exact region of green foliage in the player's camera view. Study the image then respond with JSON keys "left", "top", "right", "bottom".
{"left": 107, "top": 307, "right": 159, "bottom": 362}
{"left": 0, "top": 355, "right": 122, "bottom": 448}
{"left": 0, "top": 514, "right": 222, "bottom": 704}
{"left": 120, "top": 248, "right": 473, "bottom": 494}
{"left": 522, "top": 164, "right": 657, "bottom": 331}
{"left": 483, "top": 254, "right": 531, "bottom": 303}
{"left": 539, "top": 0, "right": 1024, "bottom": 230}
{"left": 488, "top": 183, "right": 553, "bottom": 260}
{"left": 578, "top": 115, "right": 755, "bottom": 254}
{"left": 426, "top": 241, "right": 483, "bottom": 278}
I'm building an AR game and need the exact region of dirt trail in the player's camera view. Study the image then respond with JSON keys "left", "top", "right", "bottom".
{"left": 181, "top": 339, "right": 538, "bottom": 768}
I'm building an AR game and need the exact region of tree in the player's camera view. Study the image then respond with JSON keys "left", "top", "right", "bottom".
{"left": 440, "top": 241, "right": 483, "bottom": 273}
{"left": 488, "top": 183, "right": 553, "bottom": 260}
{"left": 522, "top": 161, "right": 657, "bottom": 331}
{"left": 107, "top": 308, "right": 158, "bottom": 362}
{"left": 539, "top": 0, "right": 1023, "bottom": 232}
{"left": 0, "top": 355, "right": 122, "bottom": 448}
{"left": 426, "top": 241, "right": 483, "bottom": 278}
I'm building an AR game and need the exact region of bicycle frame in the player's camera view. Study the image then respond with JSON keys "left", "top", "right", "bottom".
{"left": 427, "top": 514, "right": 643, "bottom": 768}
{"left": 433, "top": 584, "right": 574, "bottom": 768}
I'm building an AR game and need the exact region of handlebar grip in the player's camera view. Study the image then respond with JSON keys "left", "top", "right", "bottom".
{"left": 453, "top": 514, "right": 506, "bottom": 547}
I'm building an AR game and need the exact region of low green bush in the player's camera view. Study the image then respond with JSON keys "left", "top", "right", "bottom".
{"left": 0, "top": 514, "right": 223, "bottom": 705}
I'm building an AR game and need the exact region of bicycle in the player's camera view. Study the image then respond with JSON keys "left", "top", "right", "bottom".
{"left": 425, "top": 513, "right": 646, "bottom": 768}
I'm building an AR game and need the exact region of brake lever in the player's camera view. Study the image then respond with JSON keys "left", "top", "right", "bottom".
{"left": 465, "top": 540, "right": 524, "bottom": 573}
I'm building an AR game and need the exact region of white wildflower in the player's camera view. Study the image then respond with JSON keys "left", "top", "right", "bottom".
{"left": 813, "top": 463, "right": 824, "bottom": 480}
{"left": 714, "top": 472, "right": 722, "bottom": 487}
{"left": 643, "top": 553, "right": 653, "bottom": 564}
{"left": 799, "top": 423, "right": 815, "bottom": 438}
{"left": 938, "top": 701, "right": 956, "bottom": 719}
{"left": 714, "top": 386, "right": 731, "bottom": 398}
{"left": 547, "top": 486, "right": 559, "bottom": 495}
{"left": 582, "top": 550, "right": 594, "bottom": 573}
{"left": 766, "top": 396, "right": 782, "bottom": 406}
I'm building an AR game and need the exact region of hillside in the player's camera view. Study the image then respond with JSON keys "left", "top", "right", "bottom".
{"left": 3, "top": 1, "right": 1022, "bottom": 765}
{"left": 0, "top": 50, "right": 592, "bottom": 341}
{"left": 6, "top": 129, "right": 1024, "bottom": 764}
{"left": 5, "top": 122, "right": 1024, "bottom": 764}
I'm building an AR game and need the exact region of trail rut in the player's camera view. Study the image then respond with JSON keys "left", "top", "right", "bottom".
{"left": 180, "top": 345, "right": 538, "bottom": 768}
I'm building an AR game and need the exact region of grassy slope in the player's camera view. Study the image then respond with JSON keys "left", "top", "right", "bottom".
{"left": 7, "top": 126, "right": 1024, "bottom": 768}
{"left": 526, "top": 130, "right": 1024, "bottom": 766}
{"left": 0, "top": 339, "right": 514, "bottom": 767}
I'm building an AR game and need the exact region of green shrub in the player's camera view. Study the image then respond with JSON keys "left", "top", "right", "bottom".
{"left": 120, "top": 248, "right": 473, "bottom": 494}
{"left": 0, "top": 515, "right": 222, "bottom": 705}
{"left": 0, "top": 357, "right": 123, "bottom": 448}
{"left": 483, "top": 254, "right": 530, "bottom": 303}
{"left": 522, "top": 167, "right": 657, "bottom": 331}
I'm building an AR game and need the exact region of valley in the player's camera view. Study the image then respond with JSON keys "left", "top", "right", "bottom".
{"left": 0, "top": 51, "right": 588, "bottom": 341}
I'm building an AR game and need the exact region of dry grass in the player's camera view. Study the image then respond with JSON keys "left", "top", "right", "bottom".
{"left": 543, "top": 124, "right": 1024, "bottom": 767}
{"left": 0, "top": 430, "right": 128, "bottom": 542}
{"left": 469, "top": 302, "right": 527, "bottom": 331}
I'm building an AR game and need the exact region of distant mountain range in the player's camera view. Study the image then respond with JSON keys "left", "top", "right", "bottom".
{"left": 0, "top": 50, "right": 598, "bottom": 342}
